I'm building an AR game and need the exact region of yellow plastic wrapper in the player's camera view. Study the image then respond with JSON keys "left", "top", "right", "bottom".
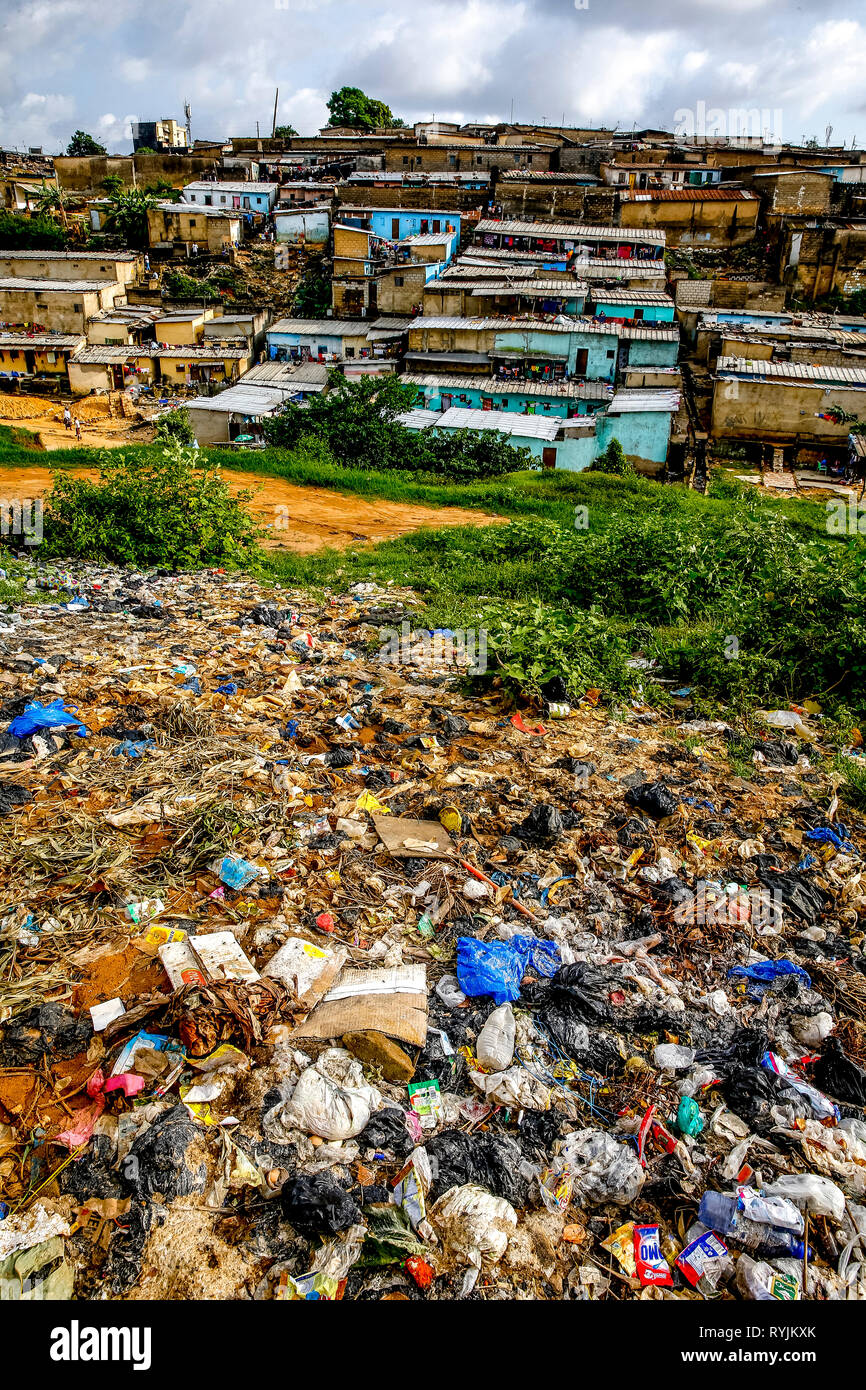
{"left": 601, "top": 1222, "right": 637, "bottom": 1276}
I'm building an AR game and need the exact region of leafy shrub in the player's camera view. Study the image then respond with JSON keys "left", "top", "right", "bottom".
{"left": 594, "top": 437, "right": 632, "bottom": 476}
{"left": 39, "top": 443, "right": 261, "bottom": 567}
{"left": 262, "top": 373, "right": 530, "bottom": 479}
{"left": 154, "top": 407, "right": 196, "bottom": 446}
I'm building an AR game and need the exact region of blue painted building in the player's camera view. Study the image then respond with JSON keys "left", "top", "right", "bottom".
{"left": 588, "top": 290, "right": 675, "bottom": 323}
{"left": 399, "top": 389, "right": 681, "bottom": 472}
{"left": 400, "top": 373, "right": 612, "bottom": 418}
{"left": 337, "top": 206, "right": 462, "bottom": 243}
{"left": 183, "top": 181, "right": 279, "bottom": 214}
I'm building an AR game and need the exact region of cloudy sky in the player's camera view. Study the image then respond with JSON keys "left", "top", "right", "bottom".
{"left": 1, "top": 0, "right": 864, "bottom": 154}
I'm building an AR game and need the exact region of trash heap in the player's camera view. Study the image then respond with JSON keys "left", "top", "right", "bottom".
{"left": 2, "top": 564, "right": 866, "bottom": 1301}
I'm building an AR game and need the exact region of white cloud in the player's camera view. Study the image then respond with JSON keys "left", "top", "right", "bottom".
{"left": 120, "top": 58, "right": 151, "bottom": 82}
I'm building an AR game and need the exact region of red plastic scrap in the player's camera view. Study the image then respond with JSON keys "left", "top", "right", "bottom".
{"left": 510, "top": 713, "right": 546, "bottom": 736}
{"left": 405, "top": 1255, "right": 435, "bottom": 1289}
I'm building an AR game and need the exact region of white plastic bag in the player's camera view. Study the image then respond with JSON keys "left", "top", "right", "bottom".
{"left": 280, "top": 1048, "right": 382, "bottom": 1141}
{"left": 430, "top": 1183, "right": 517, "bottom": 1269}
{"left": 765, "top": 1174, "right": 846, "bottom": 1222}
{"left": 469, "top": 1065, "right": 550, "bottom": 1111}
{"left": 560, "top": 1129, "right": 645, "bottom": 1207}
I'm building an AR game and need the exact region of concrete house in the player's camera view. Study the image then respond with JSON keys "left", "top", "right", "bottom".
{"left": 0, "top": 278, "right": 126, "bottom": 334}
{"left": 422, "top": 275, "right": 587, "bottom": 318}
{"left": 712, "top": 356, "right": 866, "bottom": 460}
{"left": 267, "top": 318, "right": 370, "bottom": 363}
{"left": 67, "top": 344, "right": 250, "bottom": 394}
{"left": 274, "top": 206, "right": 331, "bottom": 245}
{"left": 474, "top": 218, "right": 666, "bottom": 265}
{"left": 404, "top": 314, "right": 679, "bottom": 383}
{"left": 332, "top": 222, "right": 457, "bottom": 317}
{"left": 400, "top": 373, "right": 612, "bottom": 417}
{"left": 0, "top": 249, "right": 142, "bottom": 286}
{"left": 400, "top": 389, "right": 679, "bottom": 472}
{"left": 0, "top": 332, "right": 85, "bottom": 383}
{"left": 618, "top": 188, "right": 759, "bottom": 249}
{"left": 147, "top": 204, "right": 243, "bottom": 256}
{"left": 182, "top": 181, "right": 279, "bottom": 214}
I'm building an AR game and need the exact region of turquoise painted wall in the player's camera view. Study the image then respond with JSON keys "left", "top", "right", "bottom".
{"left": 593, "top": 301, "right": 675, "bottom": 322}
{"left": 596, "top": 409, "right": 672, "bottom": 463}
{"left": 624, "top": 339, "right": 680, "bottom": 368}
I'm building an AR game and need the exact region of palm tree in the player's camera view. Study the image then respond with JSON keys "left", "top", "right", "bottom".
{"left": 35, "top": 181, "right": 68, "bottom": 228}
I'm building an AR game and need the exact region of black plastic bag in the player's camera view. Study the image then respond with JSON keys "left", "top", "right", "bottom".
{"left": 812, "top": 1037, "right": 866, "bottom": 1107}
{"left": 282, "top": 1173, "right": 361, "bottom": 1236}
{"left": 515, "top": 803, "right": 564, "bottom": 843}
{"left": 426, "top": 1129, "right": 531, "bottom": 1206}
{"left": 625, "top": 781, "right": 680, "bottom": 819}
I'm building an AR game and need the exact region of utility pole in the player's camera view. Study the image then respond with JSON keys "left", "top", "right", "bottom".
{"left": 272, "top": 88, "right": 279, "bottom": 139}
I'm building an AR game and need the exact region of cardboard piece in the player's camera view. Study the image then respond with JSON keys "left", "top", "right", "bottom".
{"left": 190, "top": 931, "right": 260, "bottom": 984}
{"left": 293, "top": 964, "right": 428, "bottom": 1047}
{"left": 372, "top": 814, "right": 454, "bottom": 860}
{"left": 262, "top": 936, "right": 348, "bottom": 1008}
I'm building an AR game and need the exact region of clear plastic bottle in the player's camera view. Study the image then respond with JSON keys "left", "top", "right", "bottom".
{"left": 698, "top": 1191, "right": 809, "bottom": 1258}
{"left": 476, "top": 1003, "right": 516, "bottom": 1070}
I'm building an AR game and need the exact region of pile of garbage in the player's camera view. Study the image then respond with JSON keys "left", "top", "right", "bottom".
{"left": 2, "top": 564, "right": 866, "bottom": 1301}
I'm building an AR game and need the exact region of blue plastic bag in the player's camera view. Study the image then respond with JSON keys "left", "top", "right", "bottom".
{"left": 728, "top": 959, "right": 811, "bottom": 998}
{"left": 8, "top": 699, "right": 88, "bottom": 740}
{"left": 457, "top": 934, "right": 561, "bottom": 1004}
{"left": 218, "top": 854, "right": 261, "bottom": 890}
{"left": 457, "top": 938, "right": 525, "bottom": 1004}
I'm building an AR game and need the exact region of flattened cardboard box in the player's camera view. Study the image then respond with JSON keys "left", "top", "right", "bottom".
{"left": 292, "top": 964, "right": 428, "bottom": 1047}
{"left": 372, "top": 813, "right": 453, "bottom": 860}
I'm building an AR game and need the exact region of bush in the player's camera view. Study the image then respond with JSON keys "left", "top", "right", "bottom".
{"left": 0, "top": 212, "right": 67, "bottom": 250}
{"left": 262, "top": 373, "right": 531, "bottom": 479}
{"left": 594, "top": 437, "right": 632, "bottom": 476}
{"left": 154, "top": 407, "right": 196, "bottom": 446}
{"left": 39, "top": 443, "right": 261, "bottom": 567}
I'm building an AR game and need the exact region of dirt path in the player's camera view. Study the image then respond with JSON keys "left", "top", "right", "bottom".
{"left": 0, "top": 464, "right": 505, "bottom": 553}
{"left": 0, "top": 394, "right": 154, "bottom": 449}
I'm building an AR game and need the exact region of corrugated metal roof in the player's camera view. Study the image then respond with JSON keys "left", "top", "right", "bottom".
{"left": 0, "top": 277, "right": 110, "bottom": 292}
{"left": 183, "top": 181, "right": 278, "bottom": 194}
{"left": 475, "top": 218, "right": 666, "bottom": 244}
{"left": 186, "top": 385, "right": 294, "bottom": 415}
{"left": 400, "top": 373, "right": 611, "bottom": 399}
{"left": 716, "top": 355, "right": 866, "bottom": 385}
{"left": 498, "top": 171, "right": 602, "bottom": 183}
{"left": 608, "top": 389, "right": 681, "bottom": 412}
{"left": 155, "top": 202, "right": 241, "bottom": 220}
{"left": 396, "top": 408, "right": 441, "bottom": 430}
{"left": 403, "top": 350, "right": 491, "bottom": 365}
{"left": 457, "top": 249, "right": 666, "bottom": 277}
{"left": 0, "top": 333, "right": 85, "bottom": 349}
{"left": 240, "top": 362, "right": 329, "bottom": 386}
{"left": 589, "top": 290, "right": 674, "bottom": 305}
{"left": 0, "top": 250, "right": 137, "bottom": 261}
{"left": 620, "top": 323, "right": 680, "bottom": 341}
{"left": 400, "top": 231, "right": 456, "bottom": 245}
{"left": 268, "top": 317, "right": 370, "bottom": 336}
{"left": 620, "top": 187, "right": 757, "bottom": 203}
{"left": 70, "top": 346, "right": 144, "bottom": 364}
{"left": 71, "top": 344, "right": 249, "bottom": 364}
{"left": 338, "top": 204, "right": 463, "bottom": 219}
{"left": 435, "top": 406, "right": 562, "bottom": 439}
{"left": 427, "top": 278, "right": 587, "bottom": 296}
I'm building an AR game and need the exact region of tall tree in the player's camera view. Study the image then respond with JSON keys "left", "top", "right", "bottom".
{"left": 67, "top": 130, "right": 107, "bottom": 156}
{"left": 274, "top": 124, "right": 298, "bottom": 138}
{"left": 326, "top": 87, "right": 401, "bottom": 130}
{"left": 102, "top": 188, "right": 159, "bottom": 249}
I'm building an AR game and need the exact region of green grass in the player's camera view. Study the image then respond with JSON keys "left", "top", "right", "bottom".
{"left": 2, "top": 422, "right": 865, "bottom": 720}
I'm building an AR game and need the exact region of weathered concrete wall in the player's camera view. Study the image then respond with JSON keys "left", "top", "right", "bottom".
{"left": 711, "top": 376, "right": 865, "bottom": 442}
{"left": 55, "top": 153, "right": 218, "bottom": 193}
